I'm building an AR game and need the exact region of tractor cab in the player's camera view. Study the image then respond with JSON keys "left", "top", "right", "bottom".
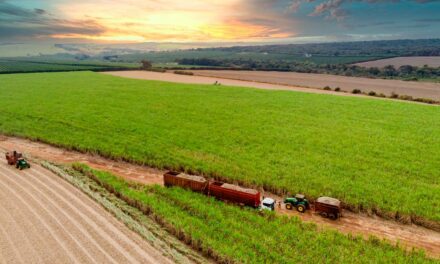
{"left": 284, "top": 194, "right": 310, "bottom": 213}
{"left": 261, "top": 197, "right": 275, "bottom": 211}
{"left": 16, "top": 158, "right": 31, "bottom": 170}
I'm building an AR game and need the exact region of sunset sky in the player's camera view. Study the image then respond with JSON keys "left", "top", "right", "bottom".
{"left": 1, "top": 0, "right": 439, "bottom": 43}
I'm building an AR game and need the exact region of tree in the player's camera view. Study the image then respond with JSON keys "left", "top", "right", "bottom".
{"left": 141, "top": 60, "right": 152, "bottom": 70}
{"left": 382, "top": 65, "right": 397, "bottom": 77}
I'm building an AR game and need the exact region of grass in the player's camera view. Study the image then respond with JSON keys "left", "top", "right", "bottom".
{"left": 0, "top": 71, "right": 439, "bottom": 224}
{"left": 74, "top": 164, "right": 433, "bottom": 264}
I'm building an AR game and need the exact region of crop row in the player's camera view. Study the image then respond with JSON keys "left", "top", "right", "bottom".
{"left": 0, "top": 72, "right": 438, "bottom": 225}
{"left": 73, "top": 164, "right": 432, "bottom": 264}
{"left": 0, "top": 60, "right": 138, "bottom": 73}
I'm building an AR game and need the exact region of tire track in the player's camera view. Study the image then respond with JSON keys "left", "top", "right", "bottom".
{"left": 0, "top": 161, "right": 175, "bottom": 264}
{"left": 0, "top": 171, "right": 89, "bottom": 264}
{"left": 0, "top": 205, "right": 42, "bottom": 263}
{"left": 14, "top": 166, "right": 152, "bottom": 264}
{"left": 0, "top": 168, "right": 119, "bottom": 264}
{"left": 0, "top": 216, "right": 25, "bottom": 264}
{"left": 29, "top": 165, "right": 166, "bottom": 263}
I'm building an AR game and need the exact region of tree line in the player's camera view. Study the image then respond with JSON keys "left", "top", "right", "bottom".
{"left": 176, "top": 58, "right": 440, "bottom": 81}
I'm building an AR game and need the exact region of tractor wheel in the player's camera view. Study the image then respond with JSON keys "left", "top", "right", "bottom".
{"left": 297, "top": 204, "right": 306, "bottom": 213}
{"left": 285, "top": 203, "right": 293, "bottom": 210}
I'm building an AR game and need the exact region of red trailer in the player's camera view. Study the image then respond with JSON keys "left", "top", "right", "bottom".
{"left": 314, "top": 196, "right": 342, "bottom": 220}
{"left": 5, "top": 151, "right": 22, "bottom": 165}
{"left": 163, "top": 171, "right": 208, "bottom": 192}
{"left": 208, "top": 181, "right": 261, "bottom": 208}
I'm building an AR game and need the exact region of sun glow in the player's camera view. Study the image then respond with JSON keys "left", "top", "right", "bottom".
{"left": 51, "top": 0, "right": 293, "bottom": 42}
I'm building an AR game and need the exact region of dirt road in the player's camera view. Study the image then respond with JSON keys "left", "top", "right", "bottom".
{"left": 190, "top": 70, "right": 440, "bottom": 100}
{"left": 0, "top": 155, "right": 175, "bottom": 263}
{"left": 103, "top": 71, "right": 358, "bottom": 97}
{"left": 1, "top": 136, "right": 439, "bottom": 258}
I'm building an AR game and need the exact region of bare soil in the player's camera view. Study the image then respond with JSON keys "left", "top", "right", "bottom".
{"left": 191, "top": 70, "right": 440, "bottom": 101}
{"left": 104, "top": 70, "right": 440, "bottom": 101}
{"left": 1, "top": 136, "right": 439, "bottom": 258}
{"left": 103, "top": 71, "right": 359, "bottom": 97}
{"left": 0, "top": 153, "right": 175, "bottom": 263}
{"left": 354, "top": 56, "right": 440, "bottom": 68}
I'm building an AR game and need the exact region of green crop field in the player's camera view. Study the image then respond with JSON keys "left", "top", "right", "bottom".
{"left": 0, "top": 59, "right": 139, "bottom": 73}
{"left": 74, "top": 164, "right": 432, "bottom": 264}
{"left": 0, "top": 71, "right": 439, "bottom": 224}
{"left": 120, "top": 50, "right": 381, "bottom": 65}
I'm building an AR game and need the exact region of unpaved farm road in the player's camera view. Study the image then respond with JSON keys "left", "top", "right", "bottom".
{"left": 0, "top": 158, "right": 174, "bottom": 263}
{"left": 104, "top": 70, "right": 440, "bottom": 101}
{"left": 192, "top": 70, "right": 440, "bottom": 101}
{"left": 1, "top": 136, "right": 439, "bottom": 259}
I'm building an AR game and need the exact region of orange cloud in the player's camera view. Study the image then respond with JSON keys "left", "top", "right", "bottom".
{"left": 50, "top": 0, "right": 295, "bottom": 42}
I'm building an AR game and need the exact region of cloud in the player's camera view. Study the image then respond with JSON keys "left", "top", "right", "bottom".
{"left": 0, "top": 1, "right": 106, "bottom": 41}
{"left": 290, "top": 0, "right": 436, "bottom": 21}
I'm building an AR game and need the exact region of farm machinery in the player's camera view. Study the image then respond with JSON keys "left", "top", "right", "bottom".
{"left": 163, "top": 171, "right": 342, "bottom": 218}
{"left": 284, "top": 194, "right": 341, "bottom": 219}
{"left": 284, "top": 194, "right": 310, "bottom": 213}
{"left": 5, "top": 151, "right": 31, "bottom": 170}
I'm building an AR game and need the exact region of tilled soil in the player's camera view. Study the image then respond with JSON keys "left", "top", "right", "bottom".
{"left": 104, "top": 70, "right": 440, "bottom": 101}
{"left": 354, "top": 56, "right": 440, "bottom": 68}
{"left": 1, "top": 136, "right": 439, "bottom": 258}
{"left": 0, "top": 155, "right": 175, "bottom": 263}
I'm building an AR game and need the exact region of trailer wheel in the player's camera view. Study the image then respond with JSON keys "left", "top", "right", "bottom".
{"left": 297, "top": 205, "right": 306, "bottom": 213}
{"left": 320, "top": 212, "right": 328, "bottom": 218}
{"left": 285, "top": 203, "right": 293, "bottom": 210}
{"left": 329, "top": 213, "right": 337, "bottom": 220}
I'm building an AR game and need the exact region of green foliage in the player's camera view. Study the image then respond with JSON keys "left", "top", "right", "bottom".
{"left": 174, "top": 58, "right": 440, "bottom": 81}
{"left": 173, "top": 70, "right": 194, "bottom": 75}
{"left": 75, "top": 164, "right": 432, "bottom": 264}
{"left": 0, "top": 72, "right": 439, "bottom": 224}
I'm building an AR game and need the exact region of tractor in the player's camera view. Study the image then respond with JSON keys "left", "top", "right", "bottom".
{"left": 5, "top": 151, "right": 30, "bottom": 170}
{"left": 284, "top": 194, "right": 310, "bottom": 213}
{"left": 16, "top": 158, "right": 31, "bottom": 170}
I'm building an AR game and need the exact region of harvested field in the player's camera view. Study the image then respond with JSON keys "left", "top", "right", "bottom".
{"left": 354, "top": 56, "right": 440, "bottom": 68}
{"left": 186, "top": 70, "right": 440, "bottom": 100}
{"left": 103, "top": 70, "right": 350, "bottom": 96}
{"left": 0, "top": 158, "right": 174, "bottom": 264}
{"left": 1, "top": 136, "right": 439, "bottom": 258}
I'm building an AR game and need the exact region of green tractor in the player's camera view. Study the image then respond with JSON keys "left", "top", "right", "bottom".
{"left": 16, "top": 158, "right": 31, "bottom": 170}
{"left": 284, "top": 194, "right": 310, "bottom": 213}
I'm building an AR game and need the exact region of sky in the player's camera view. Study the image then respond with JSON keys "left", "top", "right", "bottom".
{"left": 0, "top": 0, "right": 439, "bottom": 44}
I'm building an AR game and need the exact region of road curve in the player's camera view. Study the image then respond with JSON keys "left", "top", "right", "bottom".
{"left": 0, "top": 161, "right": 175, "bottom": 264}
{"left": 1, "top": 136, "right": 439, "bottom": 258}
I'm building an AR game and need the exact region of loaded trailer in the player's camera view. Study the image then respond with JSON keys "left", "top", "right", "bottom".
{"left": 163, "top": 171, "right": 208, "bottom": 192}
{"left": 163, "top": 171, "right": 267, "bottom": 209}
{"left": 208, "top": 181, "right": 261, "bottom": 208}
{"left": 163, "top": 171, "right": 342, "bottom": 218}
{"left": 314, "top": 196, "right": 342, "bottom": 219}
